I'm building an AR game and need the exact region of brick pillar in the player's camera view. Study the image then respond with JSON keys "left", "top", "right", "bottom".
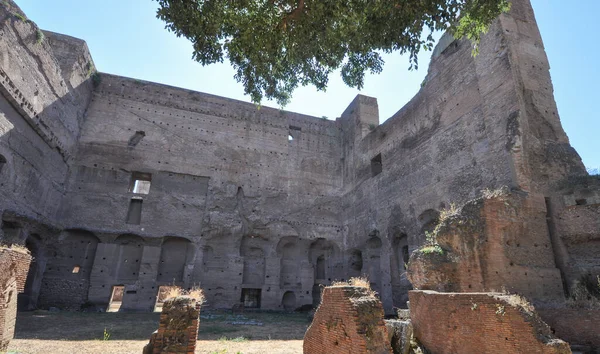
{"left": 144, "top": 296, "right": 200, "bottom": 354}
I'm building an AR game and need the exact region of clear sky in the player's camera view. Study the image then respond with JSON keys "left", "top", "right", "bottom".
{"left": 16, "top": 0, "right": 599, "bottom": 169}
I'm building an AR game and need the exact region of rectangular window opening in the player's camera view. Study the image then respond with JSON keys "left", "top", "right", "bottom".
{"left": 107, "top": 285, "right": 124, "bottom": 312}
{"left": 371, "top": 153, "right": 382, "bottom": 177}
{"left": 241, "top": 288, "right": 261, "bottom": 309}
{"left": 126, "top": 199, "right": 143, "bottom": 225}
{"left": 129, "top": 172, "right": 152, "bottom": 194}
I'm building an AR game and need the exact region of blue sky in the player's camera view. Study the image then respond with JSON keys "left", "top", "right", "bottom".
{"left": 16, "top": 0, "right": 599, "bottom": 169}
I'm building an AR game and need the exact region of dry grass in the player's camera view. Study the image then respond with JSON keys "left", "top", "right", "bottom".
{"left": 331, "top": 276, "right": 377, "bottom": 296}
{"left": 8, "top": 310, "right": 309, "bottom": 354}
{"left": 165, "top": 286, "right": 206, "bottom": 303}
{"left": 0, "top": 243, "right": 29, "bottom": 254}
{"left": 438, "top": 203, "right": 459, "bottom": 222}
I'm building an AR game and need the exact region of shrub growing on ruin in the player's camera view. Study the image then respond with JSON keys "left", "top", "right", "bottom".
{"left": 35, "top": 28, "right": 44, "bottom": 44}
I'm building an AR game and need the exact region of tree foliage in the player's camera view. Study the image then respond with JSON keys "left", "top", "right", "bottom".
{"left": 155, "top": 0, "right": 510, "bottom": 105}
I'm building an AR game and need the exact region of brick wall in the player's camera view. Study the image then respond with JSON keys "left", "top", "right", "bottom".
{"left": 408, "top": 192, "right": 565, "bottom": 304}
{"left": 303, "top": 286, "right": 392, "bottom": 354}
{"left": 143, "top": 296, "right": 200, "bottom": 354}
{"left": 409, "top": 290, "right": 571, "bottom": 354}
{"left": 538, "top": 308, "right": 600, "bottom": 349}
{"left": 0, "top": 247, "right": 31, "bottom": 351}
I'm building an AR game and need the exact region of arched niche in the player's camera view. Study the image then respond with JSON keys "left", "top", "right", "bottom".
{"left": 63, "top": 229, "right": 100, "bottom": 274}
{"left": 308, "top": 238, "right": 339, "bottom": 282}
{"left": 282, "top": 291, "right": 296, "bottom": 311}
{"left": 114, "top": 234, "right": 144, "bottom": 282}
{"left": 393, "top": 233, "right": 410, "bottom": 272}
{"left": 346, "top": 248, "right": 363, "bottom": 278}
{"left": 157, "top": 237, "right": 193, "bottom": 283}
{"left": 20, "top": 234, "right": 45, "bottom": 310}
{"left": 418, "top": 209, "right": 440, "bottom": 234}
{"left": 240, "top": 235, "right": 268, "bottom": 286}
{"left": 365, "top": 236, "right": 382, "bottom": 293}
{"left": 278, "top": 238, "right": 303, "bottom": 289}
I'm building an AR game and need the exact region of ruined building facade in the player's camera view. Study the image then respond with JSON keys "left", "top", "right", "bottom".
{"left": 0, "top": 0, "right": 597, "bottom": 314}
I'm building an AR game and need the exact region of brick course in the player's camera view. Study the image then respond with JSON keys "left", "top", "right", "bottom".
{"left": 303, "top": 286, "right": 392, "bottom": 354}
{"left": 409, "top": 290, "right": 571, "bottom": 354}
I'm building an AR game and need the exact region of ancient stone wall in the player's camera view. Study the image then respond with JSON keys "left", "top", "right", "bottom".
{"left": 538, "top": 308, "right": 600, "bottom": 349}
{"left": 303, "top": 286, "right": 391, "bottom": 354}
{"left": 0, "top": 0, "right": 596, "bottom": 315}
{"left": 0, "top": 247, "right": 31, "bottom": 351}
{"left": 409, "top": 290, "right": 571, "bottom": 354}
{"left": 0, "top": 1, "right": 95, "bottom": 227}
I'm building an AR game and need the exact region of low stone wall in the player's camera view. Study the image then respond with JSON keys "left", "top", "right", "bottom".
{"left": 303, "top": 286, "right": 392, "bottom": 354}
{"left": 409, "top": 290, "right": 571, "bottom": 354}
{"left": 538, "top": 308, "right": 600, "bottom": 349}
{"left": 143, "top": 296, "right": 200, "bottom": 354}
{"left": 0, "top": 247, "right": 31, "bottom": 351}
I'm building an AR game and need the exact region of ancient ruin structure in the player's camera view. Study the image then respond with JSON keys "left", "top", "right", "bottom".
{"left": 144, "top": 296, "right": 201, "bottom": 354}
{"left": 0, "top": 0, "right": 598, "bottom": 330}
{"left": 304, "top": 285, "right": 391, "bottom": 354}
{"left": 409, "top": 290, "right": 571, "bottom": 354}
{"left": 0, "top": 246, "right": 31, "bottom": 351}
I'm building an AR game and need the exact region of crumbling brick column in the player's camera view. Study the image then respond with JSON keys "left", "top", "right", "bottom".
{"left": 303, "top": 285, "right": 392, "bottom": 354}
{"left": 0, "top": 247, "right": 32, "bottom": 351}
{"left": 143, "top": 297, "right": 200, "bottom": 354}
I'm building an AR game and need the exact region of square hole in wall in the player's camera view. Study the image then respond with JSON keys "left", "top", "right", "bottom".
{"left": 241, "top": 288, "right": 261, "bottom": 308}
{"left": 371, "top": 153, "right": 382, "bottom": 177}
{"left": 126, "top": 198, "right": 143, "bottom": 225}
{"left": 72, "top": 265, "right": 80, "bottom": 274}
{"left": 129, "top": 172, "right": 152, "bottom": 194}
{"left": 288, "top": 125, "right": 301, "bottom": 142}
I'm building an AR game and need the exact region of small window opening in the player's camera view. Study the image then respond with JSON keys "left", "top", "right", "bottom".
{"left": 126, "top": 198, "right": 143, "bottom": 225}
{"left": 129, "top": 172, "right": 152, "bottom": 194}
{"left": 371, "top": 153, "right": 382, "bottom": 176}
{"left": 72, "top": 265, "right": 80, "bottom": 274}
{"left": 288, "top": 125, "right": 301, "bottom": 142}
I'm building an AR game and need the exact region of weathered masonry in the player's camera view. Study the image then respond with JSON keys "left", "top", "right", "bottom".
{"left": 0, "top": 0, "right": 598, "bottom": 314}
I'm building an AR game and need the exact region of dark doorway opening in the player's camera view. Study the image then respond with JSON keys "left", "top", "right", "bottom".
{"left": 241, "top": 288, "right": 261, "bottom": 308}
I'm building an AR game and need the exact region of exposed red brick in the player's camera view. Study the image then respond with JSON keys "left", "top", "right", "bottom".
{"left": 143, "top": 297, "right": 201, "bottom": 354}
{"left": 303, "top": 286, "right": 392, "bottom": 354}
{"left": 408, "top": 193, "right": 564, "bottom": 303}
{"left": 0, "top": 247, "right": 31, "bottom": 351}
{"left": 409, "top": 290, "right": 571, "bottom": 354}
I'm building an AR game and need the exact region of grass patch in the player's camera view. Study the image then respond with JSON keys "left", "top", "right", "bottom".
{"left": 36, "top": 28, "right": 44, "bottom": 44}
{"left": 14, "top": 12, "right": 27, "bottom": 22}
{"left": 219, "top": 336, "right": 248, "bottom": 342}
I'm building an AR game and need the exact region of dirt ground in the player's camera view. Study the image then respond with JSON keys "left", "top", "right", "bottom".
{"left": 7, "top": 310, "right": 309, "bottom": 354}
